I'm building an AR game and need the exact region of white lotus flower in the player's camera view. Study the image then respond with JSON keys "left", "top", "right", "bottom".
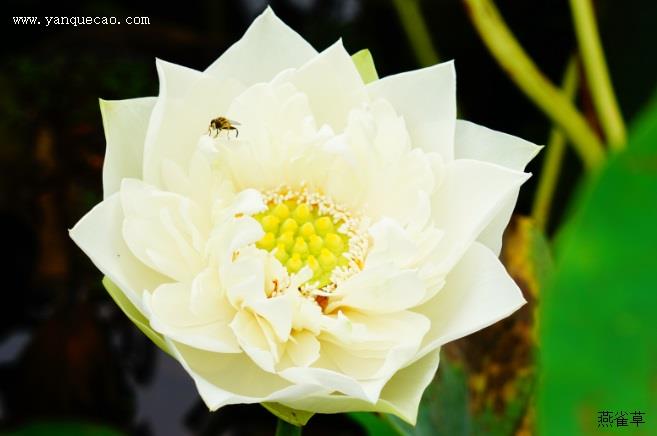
{"left": 70, "top": 7, "right": 539, "bottom": 424}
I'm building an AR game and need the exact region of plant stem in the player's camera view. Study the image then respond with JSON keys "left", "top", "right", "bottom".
{"left": 532, "top": 56, "right": 580, "bottom": 231}
{"left": 569, "top": 0, "right": 626, "bottom": 150}
{"left": 462, "top": 0, "right": 605, "bottom": 170}
{"left": 275, "top": 418, "right": 302, "bottom": 436}
{"left": 392, "top": 0, "right": 440, "bottom": 66}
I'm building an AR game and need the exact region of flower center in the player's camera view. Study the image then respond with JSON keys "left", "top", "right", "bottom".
{"left": 254, "top": 187, "right": 367, "bottom": 291}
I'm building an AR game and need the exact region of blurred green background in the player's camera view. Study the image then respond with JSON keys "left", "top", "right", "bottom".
{"left": 1, "top": 0, "right": 656, "bottom": 435}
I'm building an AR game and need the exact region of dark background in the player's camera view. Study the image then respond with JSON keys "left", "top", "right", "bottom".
{"left": 1, "top": 0, "right": 655, "bottom": 434}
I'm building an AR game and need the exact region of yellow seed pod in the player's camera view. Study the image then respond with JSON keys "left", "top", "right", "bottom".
{"left": 293, "top": 203, "right": 312, "bottom": 223}
{"left": 325, "top": 232, "right": 344, "bottom": 253}
{"left": 256, "top": 232, "right": 276, "bottom": 251}
{"left": 316, "top": 271, "right": 331, "bottom": 286}
{"left": 299, "top": 222, "right": 315, "bottom": 239}
{"left": 315, "top": 216, "right": 334, "bottom": 236}
{"left": 254, "top": 194, "right": 362, "bottom": 283}
{"left": 319, "top": 248, "right": 337, "bottom": 270}
{"left": 280, "top": 217, "right": 299, "bottom": 235}
{"left": 272, "top": 203, "right": 290, "bottom": 220}
{"left": 308, "top": 234, "right": 324, "bottom": 255}
{"left": 274, "top": 243, "right": 289, "bottom": 264}
{"left": 306, "top": 255, "right": 322, "bottom": 274}
{"left": 292, "top": 237, "right": 309, "bottom": 257}
{"left": 261, "top": 215, "right": 280, "bottom": 233}
{"left": 286, "top": 253, "right": 303, "bottom": 273}
{"left": 277, "top": 231, "right": 295, "bottom": 251}
{"left": 284, "top": 199, "right": 297, "bottom": 211}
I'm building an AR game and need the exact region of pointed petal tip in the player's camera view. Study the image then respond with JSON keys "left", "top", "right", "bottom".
{"left": 154, "top": 57, "right": 166, "bottom": 70}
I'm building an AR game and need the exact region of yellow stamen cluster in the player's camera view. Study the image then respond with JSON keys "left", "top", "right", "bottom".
{"left": 255, "top": 198, "right": 351, "bottom": 288}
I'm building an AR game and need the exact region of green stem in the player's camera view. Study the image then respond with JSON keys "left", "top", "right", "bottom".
{"left": 570, "top": 0, "right": 626, "bottom": 150}
{"left": 392, "top": 0, "right": 440, "bottom": 66}
{"left": 462, "top": 0, "right": 605, "bottom": 170}
{"left": 532, "top": 56, "right": 580, "bottom": 231}
{"left": 275, "top": 418, "right": 302, "bottom": 436}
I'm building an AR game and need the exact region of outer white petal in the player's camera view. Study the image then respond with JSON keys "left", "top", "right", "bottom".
{"left": 291, "top": 293, "right": 324, "bottom": 335}
{"left": 415, "top": 242, "right": 526, "bottom": 357}
{"left": 322, "top": 310, "right": 429, "bottom": 355}
{"left": 230, "top": 311, "right": 280, "bottom": 373}
{"left": 143, "top": 60, "right": 244, "bottom": 188}
{"left": 279, "top": 361, "right": 379, "bottom": 402}
{"left": 321, "top": 310, "right": 429, "bottom": 399}
{"left": 290, "top": 40, "right": 367, "bottom": 132}
{"left": 100, "top": 97, "right": 156, "bottom": 198}
{"left": 367, "top": 61, "right": 456, "bottom": 159}
{"left": 189, "top": 267, "right": 227, "bottom": 319}
{"left": 367, "top": 217, "right": 421, "bottom": 268}
{"left": 323, "top": 102, "right": 435, "bottom": 225}
{"left": 280, "top": 310, "right": 428, "bottom": 403}
{"left": 286, "top": 330, "right": 321, "bottom": 368}
{"left": 477, "top": 193, "right": 519, "bottom": 255}
{"left": 153, "top": 58, "right": 205, "bottom": 98}
{"left": 160, "top": 151, "right": 234, "bottom": 218}
{"left": 454, "top": 120, "right": 541, "bottom": 254}
{"left": 145, "top": 281, "right": 240, "bottom": 353}
{"left": 208, "top": 217, "right": 264, "bottom": 267}
{"left": 454, "top": 120, "right": 541, "bottom": 171}
{"left": 169, "top": 341, "right": 329, "bottom": 410}
{"left": 248, "top": 295, "right": 293, "bottom": 343}
{"left": 279, "top": 348, "right": 441, "bottom": 425}
{"left": 430, "top": 159, "right": 531, "bottom": 272}
{"left": 223, "top": 253, "right": 266, "bottom": 308}
{"left": 223, "top": 188, "right": 267, "bottom": 218}
{"left": 120, "top": 179, "right": 208, "bottom": 282}
{"left": 328, "top": 266, "right": 425, "bottom": 314}
{"left": 69, "top": 193, "right": 167, "bottom": 312}
{"left": 361, "top": 150, "right": 435, "bottom": 226}
{"left": 375, "top": 348, "right": 440, "bottom": 424}
{"left": 218, "top": 81, "right": 324, "bottom": 191}
{"left": 205, "top": 7, "right": 317, "bottom": 85}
